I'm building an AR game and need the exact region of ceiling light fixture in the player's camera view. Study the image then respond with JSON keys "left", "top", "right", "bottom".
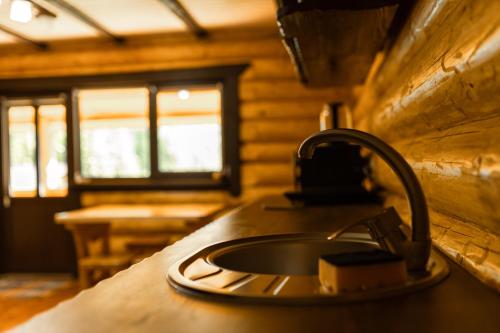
{"left": 10, "top": 0, "right": 33, "bottom": 23}
{"left": 178, "top": 89, "right": 190, "bottom": 100}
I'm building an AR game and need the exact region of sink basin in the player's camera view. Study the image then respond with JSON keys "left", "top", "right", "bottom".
{"left": 208, "top": 234, "right": 375, "bottom": 275}
{"left": 168, "top": 233, "right": 449, "bottom": 304}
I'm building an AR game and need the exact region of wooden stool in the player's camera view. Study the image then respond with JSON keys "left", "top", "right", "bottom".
{"left": 70, "top": 224, "right": 132, "bottom": 289}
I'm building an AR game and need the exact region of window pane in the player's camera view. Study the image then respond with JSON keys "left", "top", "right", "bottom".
{"left": 8, "top": 106, "right": 37, "bottom": 197}
{"left": 157, "top": 86, "right": 222, "bottom": 173}
{"left": 38, "top": 105, "right": 68, "bottom": 197}
{"left": 78, "top": 88, "right": 150, "bottom": 178}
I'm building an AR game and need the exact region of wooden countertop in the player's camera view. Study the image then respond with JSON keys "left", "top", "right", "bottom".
{"left": 13, "top": 197, "right": 500, "bottom": 333}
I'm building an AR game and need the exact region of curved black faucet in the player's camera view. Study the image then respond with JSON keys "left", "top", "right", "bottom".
{"left": 298, "top": 129, "right": 431, "bottom": 271}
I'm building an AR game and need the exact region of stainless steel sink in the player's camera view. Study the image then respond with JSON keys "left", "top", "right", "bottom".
{"left": 168, "top": 233, "right": 449, "bottom": 304}
{"left": 168, "top": 129, "right": 450, "bottom": 303}
{"left": 208, "top": 234, "right": 375, "bottom": 275}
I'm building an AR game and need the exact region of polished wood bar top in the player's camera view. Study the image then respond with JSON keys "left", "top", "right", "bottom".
{"left": 55, "top": 203, "right": 226, "bottom": 224}
{"left": 14, "top": 197, "right": 500, "bottom": 333}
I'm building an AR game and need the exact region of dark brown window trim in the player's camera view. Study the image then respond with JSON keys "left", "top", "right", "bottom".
{"left": 0, "top": 65, "right": 248, "bottom": 196}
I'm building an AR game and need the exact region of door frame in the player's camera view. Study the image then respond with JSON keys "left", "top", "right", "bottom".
{"left": 0, "top": 93, "right": 80, "bottom": 273}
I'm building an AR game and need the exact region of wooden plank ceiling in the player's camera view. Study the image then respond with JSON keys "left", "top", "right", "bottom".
{"left": 0, "top": 0, "right": 276, "bottom": 45}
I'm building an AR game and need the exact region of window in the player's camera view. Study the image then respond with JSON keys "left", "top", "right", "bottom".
{"left": 72, "top": 78, "right": 239, "bottom": 192}
{"left": 6, "top": 102, "right": 68, "bottom": 198}
{"left": 77, "top": 88, "right": 150, "bottom": 178}
{"left": 38, "top": 105, "right": 68, "bottom": 197}
{"left": 8, "top": 106, "right": 36, "bottom": 197}
{"left": 156, "top": 85, "right": 222, "bottom": 173}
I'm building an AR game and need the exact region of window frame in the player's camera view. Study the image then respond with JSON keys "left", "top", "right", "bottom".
{"left": 0, "top": 65, "right": 247, "bottom": 196}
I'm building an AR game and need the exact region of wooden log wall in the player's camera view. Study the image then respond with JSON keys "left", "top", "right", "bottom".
{"left": 0, "top": 28, "right": 357, "bottom": 205}
{"left": 354, "top": 0, "right": 500, "bottom": 290}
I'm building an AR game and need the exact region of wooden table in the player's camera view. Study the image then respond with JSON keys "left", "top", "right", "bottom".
{"left": 55, "top": 203, "right": 227, "bottom": 287}
{"left": 16, "top": 197, "right": 500, "bottom": 333}
{"left": 55, "top": 203, "right": 227, "bottom": 226}
{"left": 55, "top": 203, "right": 227, "bottom": 250}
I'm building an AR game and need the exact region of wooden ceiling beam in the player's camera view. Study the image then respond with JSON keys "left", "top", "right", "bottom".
{"left": 45, "top": 0, "right": 125, "bottom": 43}
{"left": 0, "top": 24, "right": 48, "bottom": 50}
{"left": 157, "top": 0, "right": 208, "bottom": 38}
{"left": 28, "top": 0, "right": 57, "bottom": 19}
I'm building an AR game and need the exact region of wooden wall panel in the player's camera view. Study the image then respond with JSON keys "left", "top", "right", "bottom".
{"left": 0, "top": 28, "right": 355, "bottom": 206}
{"left": 0, "top": 30, "right": 288, "bottom": 78}
{"left": 240, "top": 119, "right": 319, "bottom": 142}
{"left": 240, "top": 101, "right": 325, "bottom": 120}
{"left": 241, "top": 163, "right": 293, "bottom": 187}
{"left": 372, "top": 117, "right": 500, "bottom": 233}
{"left": 240, "top": 80, "right": 353, "bottom": 101}
{"left": 240, "top": 58, "right": 297, "bottom": 80}
{"left": 79, "top": 191, "right": 239, "bottom": 207}
{"left": 240, "top": 186, "right": 293, "bottom": 202}
{"left": 355, "top": 0, "right": 500, "bottom": 289}
{"left": 240, "top": 143, "right": 297, "bottom": 162}
{"left": 385, "top": 194, "right": 500, "bottom": 291}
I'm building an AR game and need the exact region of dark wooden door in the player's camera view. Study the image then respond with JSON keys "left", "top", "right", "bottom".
{"left": 3, "top": 196, "right": 79, "bottom": 272}
{"left": 1, "top": 98, "right": 80, "bottom": 273}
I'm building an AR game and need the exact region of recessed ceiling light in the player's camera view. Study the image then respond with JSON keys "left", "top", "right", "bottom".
{"left": 178, "top": 89, "right": 190, "bottom": 100}
{"left": 10, "top": 0, "right": 33, "bottom": 23}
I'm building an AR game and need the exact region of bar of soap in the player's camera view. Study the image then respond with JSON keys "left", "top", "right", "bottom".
{"left": 319, "top": 250, "right": 407, "bottom": 293}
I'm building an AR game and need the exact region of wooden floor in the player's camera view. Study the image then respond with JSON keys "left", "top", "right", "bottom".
{"left": 0, "top": 283, "right": 79, "bottom": 332}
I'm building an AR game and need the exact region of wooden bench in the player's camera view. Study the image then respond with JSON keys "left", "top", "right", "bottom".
{"left": 70, "top": 224, "right": 132, "bottom": 288}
